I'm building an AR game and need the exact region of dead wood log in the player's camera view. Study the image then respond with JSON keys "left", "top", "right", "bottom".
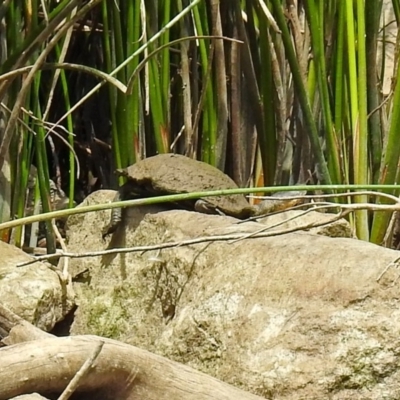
{"left": 0, "top": 303, "right": 265, "bottom": 399}
{"left": 0, "top": 333, "right": 265, "bottom": 400}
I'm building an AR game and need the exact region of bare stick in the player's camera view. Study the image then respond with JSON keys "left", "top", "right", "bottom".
{"left": 0, "top": 335, "right": 264, "bottom": 400}
{"left": 57, "top": 341, "right": 105, "bottom": 400}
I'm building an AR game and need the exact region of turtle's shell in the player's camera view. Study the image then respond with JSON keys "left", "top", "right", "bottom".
{"left": 117, "top": 153, "right": 252, "bottom": 218}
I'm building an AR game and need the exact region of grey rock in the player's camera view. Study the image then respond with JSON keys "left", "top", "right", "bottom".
{"left": 66, "top": 192, "right": 399, "bottom": 399}
{"left": 0, "top": 241, "right": 75, "bottom": 331}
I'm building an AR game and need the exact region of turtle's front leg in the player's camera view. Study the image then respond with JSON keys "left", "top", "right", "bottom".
{"left": 102, "top": 190, "right": 123, "bottom": 240}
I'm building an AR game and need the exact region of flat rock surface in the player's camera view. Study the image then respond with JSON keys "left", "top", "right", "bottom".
{"left": 67, "top": 191, "right": 400, "bottom": 399}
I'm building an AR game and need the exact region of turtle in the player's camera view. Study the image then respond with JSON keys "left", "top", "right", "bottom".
{"left": 103, "top": 153, "right": 306, "bottom": 238}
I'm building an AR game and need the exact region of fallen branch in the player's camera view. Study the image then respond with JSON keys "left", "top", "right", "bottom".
{"left": 18, "top": 205, "right": 350, "bottom": 267}
{"left": 0, "top": 304, "right": 264, "bottom": 400}
{"left": 17, "top": 190, "right": 400, "bottom": 267}
{"left": 57, "top": 340, "right": 105, "bottom": 400}
{"left": 0, "top": 335, "right": 265, "bottom": 400}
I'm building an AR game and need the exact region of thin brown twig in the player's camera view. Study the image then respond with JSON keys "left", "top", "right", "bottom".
{"left": 18, "top": 206, "right": 355, "bottom": 268}
{"left": 57, "top": 341, "right": 105, "bottom": 400}
{"left": 17, "top": 192, "right": 400, "bottom": 268}
{"left": 229, "top": 206, "right": 349, "bottom": 244}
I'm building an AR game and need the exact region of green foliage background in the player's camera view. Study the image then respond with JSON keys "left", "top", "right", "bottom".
{"left": 0, "top": 0, "right": 399, "bottom": 246}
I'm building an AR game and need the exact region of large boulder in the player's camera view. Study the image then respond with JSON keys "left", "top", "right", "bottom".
{"left": 66, "top": 190, "right": 400, "bottom": 399}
